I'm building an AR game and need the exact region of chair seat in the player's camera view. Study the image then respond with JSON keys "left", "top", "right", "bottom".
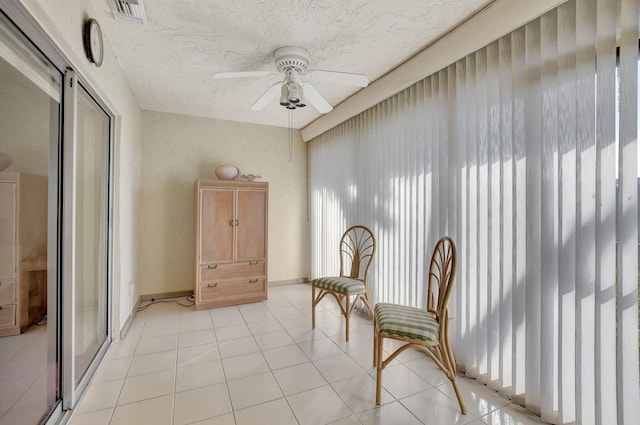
{"left": 374, "top": 303, "right": 439, "bottom": 342}
{"left": 312, "top": 276, "right": 365, "bottom": 295}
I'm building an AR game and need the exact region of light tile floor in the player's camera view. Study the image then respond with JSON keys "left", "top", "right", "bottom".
{"left": 68, "top": 284, "right": 549, "bottom": 425}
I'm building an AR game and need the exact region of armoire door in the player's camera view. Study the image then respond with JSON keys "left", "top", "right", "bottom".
{"left": 236, "top": 189, "right": 267, "bottom": 261}
{"left": 200, "top": 188, "right": 234, "bottom": 263}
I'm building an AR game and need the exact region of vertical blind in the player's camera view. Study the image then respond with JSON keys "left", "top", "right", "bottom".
{"left": 307, "top": 0, "right": 639, "bottom": 423}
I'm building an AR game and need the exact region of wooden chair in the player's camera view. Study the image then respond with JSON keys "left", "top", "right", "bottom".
{"left": 311, "top": 225, "right": 376, "bottom": 341}
{"left": 373, "top": 236, "right": 466, "bottom": 413}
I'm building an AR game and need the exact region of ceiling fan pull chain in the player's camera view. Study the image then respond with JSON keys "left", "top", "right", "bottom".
{"left": 289, "top": 110, "right": 293, "bottom": 162}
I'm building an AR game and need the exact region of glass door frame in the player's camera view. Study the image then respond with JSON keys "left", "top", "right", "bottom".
{"left": 61, "top": 69, "right": 114, "bottom": 409}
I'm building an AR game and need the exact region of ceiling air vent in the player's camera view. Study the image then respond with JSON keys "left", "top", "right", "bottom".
{"left": 108, "top": 0, "right": 147, "bottom": 25}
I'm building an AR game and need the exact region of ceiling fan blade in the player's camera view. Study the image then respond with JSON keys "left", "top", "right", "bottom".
{"left": 251, "top": 82, "right": 283, "bottom": 111}
{"left": 308, "top": 70, "right": 369, "bottom": 87}
{"left": 301, "top": 83, "right": 333, "bottom": 113}
{"left": 212, "top": 70, "right": 274, "bottom": 79}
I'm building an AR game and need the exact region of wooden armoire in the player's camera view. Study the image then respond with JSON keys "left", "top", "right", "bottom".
{"left": 0, "top": 172, "right": 48, "bottom": 336}
{"left": 194, "top": 179, "right": 268, "bottom": 310}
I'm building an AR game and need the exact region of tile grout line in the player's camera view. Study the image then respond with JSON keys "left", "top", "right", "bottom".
{"left": 241, "top": 300, "right": 295, "bottom": 424}
{"left": 108, "top": 310, "right": 149, "bottom": 424}
{"left": 90, "top": 310, "right": 147, "bottom": 424}
{"left": 170, "top": 310, "right": 184, "bottom": 425}
{"left": 264, "top": 293, "right": 313, "bottom": 425}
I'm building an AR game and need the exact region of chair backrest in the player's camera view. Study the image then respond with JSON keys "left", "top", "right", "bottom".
{"left": 426, "top": 236, "right": 457, "bottom": 321}
{"left": 339, "top": 225, "right": 376, "bottom": 283}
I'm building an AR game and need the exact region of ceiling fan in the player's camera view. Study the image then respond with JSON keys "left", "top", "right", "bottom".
{"left": 212, "top": 46, "right": 369, "bottom": 114}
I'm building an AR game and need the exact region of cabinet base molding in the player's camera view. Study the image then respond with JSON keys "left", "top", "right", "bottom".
{"left": 195, "top": 294, "right": 267, "bottom": 310}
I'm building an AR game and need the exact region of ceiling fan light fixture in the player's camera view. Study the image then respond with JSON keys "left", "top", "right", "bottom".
{"left": 279, "top": 84, "right": 290, "bottom": 106}
{"left": 288, "top": 82, "right": 300, "bottom": 104}
{"left": 296, "top": 86, "right": 306, "bottom": 107}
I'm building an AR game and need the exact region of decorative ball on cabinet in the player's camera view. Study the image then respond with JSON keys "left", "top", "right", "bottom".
{"left": 214, "top": 164, "right": 240, "bottom": 180}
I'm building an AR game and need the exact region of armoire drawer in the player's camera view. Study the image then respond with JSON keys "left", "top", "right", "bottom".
{"left": 198, "top": 278, "right": 266, "bottom": 303}
{"left": 0, "top": 304, "right": 16, "bottom": 328}
{"left": 0, "top": 279, "right": 16, "bottom": 304}
{"left": 199, "top": 261, "right": 265, "bottom": 281}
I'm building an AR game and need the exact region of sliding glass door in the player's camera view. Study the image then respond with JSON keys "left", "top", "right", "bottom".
{"left": 72, "top": 83, "right": 110, "bottom": 386}
{"left": 61, "top": 71, "right": 112, "bottom": 406}
{"left": 0, "top": 4, "right": 114, "bottom": 421}
{"left": 0, "top": 12, "right": 62, "bottom": 424}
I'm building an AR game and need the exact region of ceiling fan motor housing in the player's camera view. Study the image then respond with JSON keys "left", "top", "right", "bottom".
{"left": 274, "top": 46, "right": 310, "bottom": 74}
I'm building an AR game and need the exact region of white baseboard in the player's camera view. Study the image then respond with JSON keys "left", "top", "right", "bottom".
{"left": 119, "top": 295, "right": 141, "bottom": 340}
{"left": 269, "top": 278, "right": 309, "bottom": 286}
{"left": 140, "top": 290, "right": 193, "bottom": 302}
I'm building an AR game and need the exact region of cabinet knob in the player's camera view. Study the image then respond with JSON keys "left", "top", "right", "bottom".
{"left": 249, "top": 279, "right": 258, "bottom": 283}
{"left": 249, "top": 261, "right": 259, "bottom": 265}
{"left": 207, "top": 264, "right": 218, "bottom": 269}
{"left": 207, "top": 283, "right": 218, "bottom": 288}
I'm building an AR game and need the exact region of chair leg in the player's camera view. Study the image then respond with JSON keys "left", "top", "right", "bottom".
{"left": 360, "top": 293, "right": 374, "bottom": 321}
{"left": 450, "top": 377, "right": 467, "bottom": 414}
{"left": 375, "top": 331, "right": 383, "bottom": 404}
{"left": 311, "top": 285, "right": 316, "bottom": 329}
{"left": 345, "top": 294, "right": 350, "bottom": 341}
{"left": 372, "top": 325, "right": 377, "bottom": 367}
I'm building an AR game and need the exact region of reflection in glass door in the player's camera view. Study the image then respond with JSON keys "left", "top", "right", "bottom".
{"left": 0, "top": 13, "right": 62, "bottom": 425}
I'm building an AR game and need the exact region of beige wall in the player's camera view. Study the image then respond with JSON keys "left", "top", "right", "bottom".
{"left": 140, "top": 110, "right": 309, "bottom": 295}
{"left": 19, "top": 0, "right": 143, "bottom": 334}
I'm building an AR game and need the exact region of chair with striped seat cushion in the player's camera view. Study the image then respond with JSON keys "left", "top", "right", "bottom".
{"left": 312, "top": 225, "right": 376, "bottom": 341}
{"left": 374, "top": 303, "right": 439, "bottom": 342}
{"left": 373, "top": 236, "right": 466, "bottom": 414}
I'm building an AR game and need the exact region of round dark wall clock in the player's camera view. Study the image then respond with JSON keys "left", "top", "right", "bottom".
{"left": 83, "top": 18, "right": 104, "bottom": 67}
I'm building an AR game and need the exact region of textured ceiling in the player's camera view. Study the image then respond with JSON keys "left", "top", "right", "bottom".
{"left": 92, "top": 0, "right": 491, "bottom": 129}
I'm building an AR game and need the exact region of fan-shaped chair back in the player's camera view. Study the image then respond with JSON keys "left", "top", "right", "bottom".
{"left": 340, "top": 225, "right": 376, "bottom": 283}
{"left": 312, "top": 225, "right": 376, "bottom": 341}
{"left": 426, "top": 236, "right": 457, "bottom": 322}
